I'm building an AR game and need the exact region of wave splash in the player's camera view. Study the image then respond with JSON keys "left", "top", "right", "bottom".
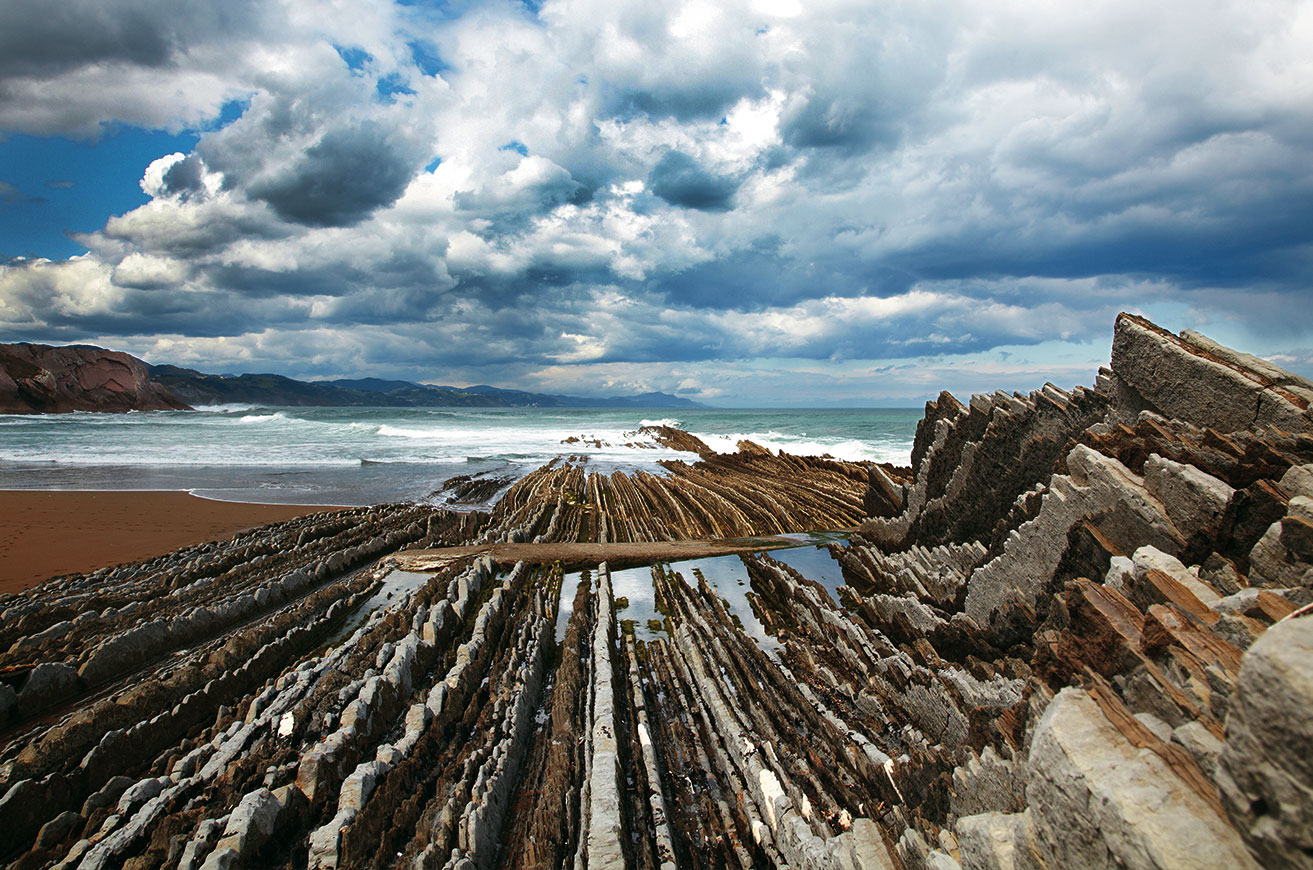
{"left": 0, "top": 407, "right": 916, "bottom": 472}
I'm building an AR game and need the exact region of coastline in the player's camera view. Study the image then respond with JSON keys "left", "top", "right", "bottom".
{"left": 0, "top": 490, "right": 348, "bottom": 594}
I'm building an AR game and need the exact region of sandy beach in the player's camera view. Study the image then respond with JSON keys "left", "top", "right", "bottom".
{"left": 0, "top": 490, "right": 346, "bottom": 594}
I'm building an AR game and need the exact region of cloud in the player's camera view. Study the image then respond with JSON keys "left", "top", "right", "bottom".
{"left": 248, "top": 122, "right": 421, "bottom": 226}
{"left": 0, "top": 181, "right": 26, "bottom": 203}
{"left": 160, "top": 155, "right": 208, "bottom": 198}
{"left": 1, "top": 0, "right": 1311, "bottom": 403}
{"left": 0, "top": 0, "right": 273, "bottom": 136}
{"left": 647, "top": 150, "right": 737, "bottom": 211}
{"left": 0, "top": 0, "right": 265, "bottom": 77}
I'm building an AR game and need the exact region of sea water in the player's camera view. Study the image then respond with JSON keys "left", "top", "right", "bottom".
{"left": 0, "top": 405, "right": 919, "bottom": 505}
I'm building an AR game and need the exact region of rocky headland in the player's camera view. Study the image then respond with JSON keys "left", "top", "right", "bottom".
{"left": 0, "top": 344, "right": 189, "bottom": 415}
{"left": 2, "top": 312, "right": 1312, "bottom": 869}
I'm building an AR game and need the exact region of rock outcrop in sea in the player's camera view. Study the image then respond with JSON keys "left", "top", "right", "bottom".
{"left": 0, "top": 344, "right": 190, "bottom": 414}
{"left": 2, "top": 312, "right": 1311, "bottom": 869}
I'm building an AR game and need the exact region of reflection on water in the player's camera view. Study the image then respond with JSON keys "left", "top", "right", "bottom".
{"left": 330, "top": 568, "right": 434, "bottom": 643}
{"left": 769, "top": 531, "right": 851, "bottom": 601}
{"left": 332, "top": 538, "right": 853, "bottom": 654}
{"left": 601, "top": 538, "right": 851, "bottom": 652}
{"left": 556, "top": 571, "right": 586, "bottom": 643}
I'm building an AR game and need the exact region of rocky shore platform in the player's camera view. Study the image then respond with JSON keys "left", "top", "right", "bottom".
{"left": 3, "top": 312, "right": 1312, "bottom": 869}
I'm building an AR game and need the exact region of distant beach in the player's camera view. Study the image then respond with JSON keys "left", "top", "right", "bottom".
{"left": 0, "top": 490, "right": 344, "bottom": 593}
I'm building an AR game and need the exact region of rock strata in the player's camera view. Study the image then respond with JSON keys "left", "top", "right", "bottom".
{"left": 2, "top": 312, "right": 1311, "bottom": 869}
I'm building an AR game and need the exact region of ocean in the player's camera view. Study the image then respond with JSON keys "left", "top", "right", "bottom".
{"left": 0, "top": 406, "right": 921, "bottom": 505}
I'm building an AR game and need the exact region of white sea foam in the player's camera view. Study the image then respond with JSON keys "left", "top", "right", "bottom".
{"left": 693, "top": 431, "right": 908, "bottom": 464}
{"left": 0, "top": 408, "right": 918, "bottom": 495}
{"left": 194, "top": 403, "right": 258, "bottom": 413}
{"left": 377, "top": 424, "right": 440, "bottom": 439}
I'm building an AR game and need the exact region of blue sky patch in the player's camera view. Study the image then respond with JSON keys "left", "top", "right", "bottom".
{"left": 408, "top": 40, "right": 448, "bottom": 76}
{"left": 0, "top": 127, "right": 200, "bottom": 259}
{"left": 335, "top": 45, "right": 374, "bottom": 72}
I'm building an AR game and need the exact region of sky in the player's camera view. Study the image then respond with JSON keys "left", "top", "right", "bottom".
{"left": 0, "top": 0, "right": 1311, "bottom": 407}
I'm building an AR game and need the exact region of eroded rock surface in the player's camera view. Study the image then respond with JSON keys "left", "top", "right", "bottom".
{"left": 2, "top": 313, "right": 1310, "bottom": 869}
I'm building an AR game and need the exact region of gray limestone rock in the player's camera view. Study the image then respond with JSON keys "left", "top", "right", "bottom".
{"left": 1025, "top": 687, "right": 1259, "bottom": 870}
{"left": 951, "top": 746, "right": 1025, "bottom": 818}
{"left": 1212, "top": 587, "right": 1263, "bottom": 616}
{"left": 204, "top": 787, "right": 284, "bottom": 866}
{"left": 82, "top": 775, "right": 134, "bottom": 814}
{"left": 1142, "top": 454, "right": 1233, "bottom": 540}
{"left": 1169, "top": 721, "right": 1223, "bottom": 779}
{"left": 1111, "top": 313, "right": 1312, "bottom": 433}
{"left": 1216, "top": 615, "right": 1313, "bottom": 869}
{"left": 78, "top": 620, "right": 171, "bottom": 685}
{"left": 36, "top": 810, "right": 82, "bottom": 848}
{"left": 339, "top": 759, "right": 389, "bottom": 812}
{"left": 1281, "top": 464, "right": 1313, "bottom": 500}
{"left": 965, "top": 446, "right": 1182, "bottom": 629}
{"left": 116, "top": 775, "right": 168, "bottom": 814}
{"left": 1199, "top": 553, "right": 1243, "bottom": 596}
{"left": 1249, "top": 498, "right": 1313, "bottom": 588}
{"left": 954, "top": 811, "right": 1026, "bottom": 870}
{"left": 1178, "top": 329, "right": 1313, "bottom": 409}
{"left": 0, "top": 681, "right": 16, "bottom": 720}
{"left": 18, "top": 661, "right": 79, "bottom": 711}
{"left": 1131, "top": 545, "right": 1221, "bottom": 606}
{"left": 926, "top": 850, "right": 964, "bottom": 870}
{"left": 845, "top": 818, "right": 898, "bottom": 870}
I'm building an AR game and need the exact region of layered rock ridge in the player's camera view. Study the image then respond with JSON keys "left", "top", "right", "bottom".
{"left": 1, "top": 312, "right": 1311, "bottom": 870}
{"left": 834, "top": 311, "right": 1313, "bottom": 868}
{"left": 484, "top": 433, "right": 873, "bottom": 545}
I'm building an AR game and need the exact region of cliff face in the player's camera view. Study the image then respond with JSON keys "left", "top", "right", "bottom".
{"left": 2, "top": 313, "right": 1311, "bottom": 870}
{"left": 0, "top": 343, "right": 190, "bottom": 414}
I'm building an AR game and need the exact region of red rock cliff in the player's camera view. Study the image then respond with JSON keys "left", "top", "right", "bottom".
{"left": 0, "top": 343, "right": 191, "bottom": 414}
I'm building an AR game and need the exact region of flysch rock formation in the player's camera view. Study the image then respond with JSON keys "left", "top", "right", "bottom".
{"left": 1, "top": 311, "right": 1311, "bottom": 870}
{"left": 0, "top": 344, "right": 190, "bottom": 414}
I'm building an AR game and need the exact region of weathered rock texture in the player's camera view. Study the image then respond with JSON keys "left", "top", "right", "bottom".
{"left": 2, "top": 312, "right": 1311, "bottom": 870}
{"left": 486, "top": 442, "right": 871, "bottom": 544}
{"left": 0, "top": 343, "right": 190, "bottom": 414}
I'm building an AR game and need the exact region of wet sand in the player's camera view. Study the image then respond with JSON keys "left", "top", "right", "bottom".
{"left": 0, "top": 491, "right": 347, "bottom": 594}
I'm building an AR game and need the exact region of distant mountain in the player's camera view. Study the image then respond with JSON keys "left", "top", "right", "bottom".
{"left": 149, "top": 365, "right": 705, "bottom": 409}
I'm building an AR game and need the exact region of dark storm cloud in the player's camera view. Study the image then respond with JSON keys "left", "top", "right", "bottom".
{"left": 248, "top": 122, "right": 420, "bottom": 227}
{"left": 0, "top": 0, "right": 265, "bottom": 77}
{"left": 647, "top": 150, "right": 737, "bottom": 212}
{"left": 779, "top": 93, "right": 900, "bottom": 153}
{"left": 608, "top": 83, "right": 757, "bottom": 123}
{"left": 96, "top": 203, "right": 291, "bottom": 259}
{"left": 161, "top": 155, "right": 207, "bottom": 198}
{"left": 867, "top": 143, "right": 1313, "bottom": 294}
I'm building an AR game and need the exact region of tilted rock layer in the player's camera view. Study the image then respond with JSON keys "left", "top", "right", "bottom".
{"left": 2, "top": 312, "right": 1311, "bottom": 870}
{"left": 0, "top": 343, "right": 189, "bottom": 414}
